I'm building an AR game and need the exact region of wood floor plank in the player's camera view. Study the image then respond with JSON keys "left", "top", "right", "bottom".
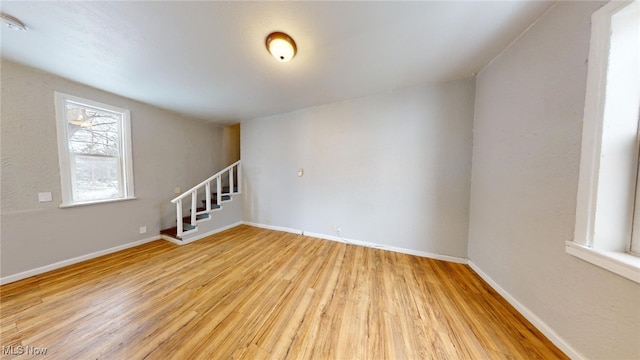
{"left": 0, "top": 225, "right": 567, "bottom": 359}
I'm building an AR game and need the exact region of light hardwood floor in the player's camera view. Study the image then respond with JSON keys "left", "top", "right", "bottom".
{"left": 0, "top": 225, "right": 567, "bottom": 359}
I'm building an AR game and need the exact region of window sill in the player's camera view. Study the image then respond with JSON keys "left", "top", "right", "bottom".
{"left": 565, "top": 241, "right": 640, "bottom": 284}
{"left": 59, "top": 197, "right": 137, "bottom": 209}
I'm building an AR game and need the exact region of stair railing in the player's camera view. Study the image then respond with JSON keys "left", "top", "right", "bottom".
{"left": 170, "top": 160, "right": 241, "bottom": 238}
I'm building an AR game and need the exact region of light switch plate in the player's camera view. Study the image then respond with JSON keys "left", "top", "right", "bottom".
{"left": 38, "top": 192, "right": 52, "bottom": 202}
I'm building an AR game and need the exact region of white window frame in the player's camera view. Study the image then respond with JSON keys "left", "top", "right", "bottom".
{"left": 569, "top": 0, "right": 640, "bottom": 284}
{"left": 54, "top": 92, "right": 136, "bottom": 207}
{"left": 633, "top": 166, "right": 640, "bottom": 254}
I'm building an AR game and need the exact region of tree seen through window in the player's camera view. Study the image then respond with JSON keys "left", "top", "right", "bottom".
{"left": 65, "top": 102, "right": 123, "bottom": 201}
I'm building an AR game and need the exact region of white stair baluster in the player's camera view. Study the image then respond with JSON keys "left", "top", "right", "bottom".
{"left": 168, "top": 160, "right": 241, "bottom": 240}
{"left": 176, "top": 199, "right": 183, "bottom": 238}
{"left": 237, "top": 162, "right": 241, "bottom": 193}
{"left": 217, "top": 176, "right": 222, "bottom": 206}
{"left": 205, "top": 182, "right": 211, "bottom": 212}
{"left": 191, "top": 191, "right": 197, "bottom": 226}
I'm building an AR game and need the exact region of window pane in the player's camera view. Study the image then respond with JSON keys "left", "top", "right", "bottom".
{"left": 55, "top": 92, "right": 135, "bottom": 206}
{"left": 72, "top": 155, "right": 121, "bottom": 202}
{"left": 66, "top": 103, "right": 121, "bottom": 156}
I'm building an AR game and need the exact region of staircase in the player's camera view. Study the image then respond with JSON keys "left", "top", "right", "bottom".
{"left": 161, "top": 160, "right": 241, "bottom": 241}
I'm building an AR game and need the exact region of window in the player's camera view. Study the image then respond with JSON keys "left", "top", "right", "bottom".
{"left": 54, "top": 92, "right": 135, "bottom": 207}
{"left": 569, "top": 0, "right": 640, "bottom": 283}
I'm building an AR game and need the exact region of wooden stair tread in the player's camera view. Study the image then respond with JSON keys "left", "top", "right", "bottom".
{"left": 164, "top": 162, "right": 240, "bottom": 240}
{"left": 160, "top": 214, "right": 202, "bottom": 240}
{"left": 161, "top": 225, "right": 195, "bottom": 239}
{"left": 160, "top": 226, "right": 180, "bottom": 239}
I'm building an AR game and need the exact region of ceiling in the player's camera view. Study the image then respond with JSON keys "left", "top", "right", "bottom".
{"left": 0, "top": 1, "right": 554, "bottom": 124}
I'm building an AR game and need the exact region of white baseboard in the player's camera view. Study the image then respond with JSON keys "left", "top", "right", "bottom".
{"left": 0, "top": 235, "right": 161, "bottom": 285}
{"left": 243, "top": 222, "right": 466, "bottom": 264}
{"left": 243, "top": 222, "right": 581, "bottom": 358}
{"left": 467, "top": 261, "right": 585, "bottom": 360}
{"left": 304, "top": 230, "right": 468, "bottom": 264}
{"left": 1, "top": 222, "right": 246, "bottom": 284}
{"left": 1, "top": 220, "right": 580, "bottom": 360}
{"left": 161, "top": 235, "right": 183, "bottom": 245}
{"left": 162, "top": 221, "right": 244, "bottom": 245}
{"left": 242, "top": 221, "right": 303, "bottom": 235}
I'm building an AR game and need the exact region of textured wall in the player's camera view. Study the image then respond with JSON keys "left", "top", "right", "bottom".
{"left": 0, "top": 60, "right": 239, "bottom": 278}
{"left": 242, "top": 80, "right": 474, "bottom": 258}
{"left": 468, "top": 2, "right": 640, "bottom": 359}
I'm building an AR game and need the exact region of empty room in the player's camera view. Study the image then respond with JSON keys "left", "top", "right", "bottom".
{"left": 1, "top": 1, "right": 639, "bottom": 359}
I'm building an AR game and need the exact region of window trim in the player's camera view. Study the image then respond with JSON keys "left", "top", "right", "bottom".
{"left": 54, "top": 92, "right": 136, "bottom": 207}
{"left": 569, "top": 0, "right": 640, "bottom": 284}
{"left": 633, "top": 158, "right": 640, "bottom": 254}
{"left": 566, "top": 242, "right": 640, "bottom": 283}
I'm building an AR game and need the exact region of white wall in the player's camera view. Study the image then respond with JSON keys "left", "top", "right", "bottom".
{"left": 468, "top": 2, "right": 640, "bottom": 359}
{"left": 0, "top": 60, "right": 240, "bottom": 278}
{"left": 242, "top": 80, "right": 474, "bottom": 258}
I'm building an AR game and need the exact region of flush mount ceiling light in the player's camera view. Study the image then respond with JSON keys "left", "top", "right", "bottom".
{"left": 0, "top": 13, "right": 28, "bottom": 31}
{"left": 265, "top": 32, "right": 297, "bottom": 62}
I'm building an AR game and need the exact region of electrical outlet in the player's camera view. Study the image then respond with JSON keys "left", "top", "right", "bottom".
{"left": 139, "top": 226, "right": 147, "bottom": 234}
{"left": 337, "top": 226, "right": 342, "bottom": 234}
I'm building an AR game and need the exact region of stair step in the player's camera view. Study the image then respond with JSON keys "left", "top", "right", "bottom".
{"left": 202, "top": 196, "right": 230, "bottom": 206}
{"left": 214, "top": 194, "right": 232, "bottom": 201}
{"left": 163, "top": 163, "right": 240, "bottom": 240}
{"left": 198, "top": 202, "right": 222, "bottom": 209}
{"left": 161, "top": 214, "right": 206, "bottom": 240}
{"left": 160, "top": 223, "right": 196, "bottom": 240}
{"left": 182, "top": 213, "right": 210, "bottom": 222}
{"left": 160, "top": 226, "right": 180, "bottom": 239}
